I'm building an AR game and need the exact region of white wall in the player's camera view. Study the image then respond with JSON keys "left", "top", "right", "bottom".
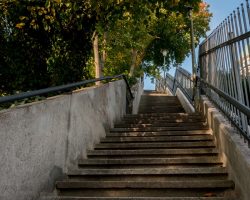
{"left": 200, "top": 96, "right": 250, "bottom": 200}
{"left": 0, "top": 80, "right": 127, "bottom": 200}
{"left": 131, "top": 77, "right": 144, "bottom": 114}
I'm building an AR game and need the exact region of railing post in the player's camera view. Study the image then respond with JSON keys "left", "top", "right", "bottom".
{"left": 229, "top": 32, "right": 249, "bottom": 134}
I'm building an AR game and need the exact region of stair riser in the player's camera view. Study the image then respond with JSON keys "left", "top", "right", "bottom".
{"left": 122, "top": 119, "right": 205, "bottom": 122}
{"left": 40, "top": 197, "right": 232, "bottom": 200}
{"left": 110, "top": 127, "right": 209, "bottom": 132}
{"left": 67, "top": 175, "right": 228, "bottom": 182}
{"left": 139, "top": 108, "right": 184, "bottom": 113}
{"left": 78, "top": 164, "right": 223, "bottom": 170}
{"left": 124, "top": 114, "right": 201, "bottom": 117}
{"left": 95, "top": 141, "right": 216, "bottom": 149}
{"left": 79, "top": 158, "right": 222, "bottom": 166}
{"left": 101, "top": 137, "right": 213, "bottom": 143}
{"left": 87, "top": 154, "right": 219, "bottom": 159}
{"left": 139, "top": 107, "right": 184, "bottom": 110}
{"left": 114, "top": 123, "right": 207, "bottom": 128}
{"left": 57, "top": 189, "right": 231, "bottom": 197}
{"left": 121, "top": 119, "right": 206, "bottom": 123}
{"left": 140, "top": 102, "right": 181, "bottom": 104}
{"left": 107, "top": 131, "right": 212, "bottom": 137}
{"left": 87, "top": 148, "right": 217, "bottom": 154}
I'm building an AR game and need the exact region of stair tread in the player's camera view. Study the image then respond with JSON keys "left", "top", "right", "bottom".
{"left": 68, "top": 167, "right": 228, "bottom": 176}
{"left": 40, "top": 197, "right": 232, "bottom": 200}
{"left": 124, "top": 114, "right": 202, "bottom": 119}
{"left": 95, "top": 141, "right": 216, "bottom": 149}
{"left": 114, "top": 123, "right": 207, "bottom": 128}
{"left": 110, "top": 127, "right": 209, "bottom": 133}
{"left": 87, "top": 148, "right": 218, "bottom": 156}
{"left": 101, "top": 135, "right": 213, "bottom": 143}
{"left": 107, "top": 130, "right": 212, "bottom": 137}
{"left": 79, "top": 157, "right": 222, "bottom": 165}
{"left": 56, "top": 180, "right": 234, "bottom": 189}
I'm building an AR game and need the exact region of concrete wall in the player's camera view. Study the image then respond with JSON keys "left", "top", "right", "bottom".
{"left": 131, "top": 77, "right": 144, "bottom": 114}
{"left": 200, "top": 96, "right": 250, "bottom": 200}
{"left": 176, "top": 88, "right": 195, "bottom": 113}
{"left": 0, "top": 80, "right": 127, "bottom": 200}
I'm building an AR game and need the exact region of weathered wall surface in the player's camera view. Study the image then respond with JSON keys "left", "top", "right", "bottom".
{"left": 175, "top": 88, "right": 195, "bottom": 113}
{"left": 0, "top": 80, "right": 127, "bottom": 200}
{"left": 131, "top": 78, "right": 144, "bottom": 114}
{"left": 200, "top": 96, "right": 250, "bottom": 200}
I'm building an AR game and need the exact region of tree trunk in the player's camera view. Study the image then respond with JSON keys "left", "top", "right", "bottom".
{"left": 101, "top": 31, "right": 108, "bottom": 72}
{"left": 129, "top": 48, "right": 137, "bottom": 76}
{"left": 92, "top": 31, "right": 101, "bottom": 85}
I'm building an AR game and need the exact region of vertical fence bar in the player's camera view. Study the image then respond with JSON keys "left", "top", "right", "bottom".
{"left": 199, "top": 0, "right": 250, "bottom": 143}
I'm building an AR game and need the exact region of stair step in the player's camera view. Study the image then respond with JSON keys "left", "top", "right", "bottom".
{"left": 40, "top": 197, "right": 232, "bottom": 200}
{"left": 55, "top": 181, "right": 234, "bottom": 197}
{"left": 140, "top": 100, "right": 180, "bottom": 103}
{"left": 139, "top": 106, "right": 184, "bottom": 110}
{"left": 123, "top": 117, "right": 205, "bottom": 121}
{"left": 140, "top": 97, "right": 179, "bottom": 99}
{"left": 101, "top": 135, "right": 213, "bottom": 143}
{"left": 95, "top": 141, "right": 216, "bottom": 149}
{"left": 114, "top": 122, "right": 207, "bottom": 128}
{"left": 107, "top": 130, "right": 212, "bottom": 137}
{"left": 139, "top": 104, "right": 183, "bottom": 107}
{"left": 124, "top": 113, "right": 201, "bottom": 118}
{"left": 67, "top": 167, "right": 229, "bottom": 182}
{"left": 139, "top": 110, "right": 185, "bottom": 114}
{"left": 121, "top": 118, "right": 206, "bottom": 123}
{"left": 56, "top": 180, "right": 234, "bottom": 189}
{"left": 78, "top": 157, "right": 222, "bottom": 167}
{"left": 110, "top": 126, "right": 209, "bottom": 132}
{"left": 87, "top": 149, "right": 218, "bottom": 157}
{"left": 68, "top": 167, "right": 228, "bottom": 176}
{"left": 55, "top": 180, "right": 234, "bottom": 197}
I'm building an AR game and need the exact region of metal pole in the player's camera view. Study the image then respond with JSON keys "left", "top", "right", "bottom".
{"left": 163, "top": 56, "right": 166, "bottom": 93}
{"left": 190, "top": 10, "right": 196, "bottom": 81}
{"left": 188, "top": 7, "right": 198, "bottom": 108}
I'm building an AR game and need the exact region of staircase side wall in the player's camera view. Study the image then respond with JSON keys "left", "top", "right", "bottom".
{"left": 131, "top": 78, "right": 144, "bottom": 114}
{"left": 0, "top": 80, "right": 126, "bottom": 200}
{"left": 200, "top": 96, "right": 250, "bottom": 200}
{"left": 176, "top": 88, "right": 195, "bottom": 113}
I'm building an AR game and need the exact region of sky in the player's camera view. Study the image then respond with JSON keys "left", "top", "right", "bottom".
{"left": 144, "top": 0, "right": 245, "bottom": 90}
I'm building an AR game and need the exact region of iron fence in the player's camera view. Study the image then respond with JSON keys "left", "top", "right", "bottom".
{"left": 173, "top": 67, "right": 194, "bottom": 103}
{"left": 156, "top": 67, "right": 193, "bottom": 103}
{"left": 199, "top": 0, "right": 250, "bottom": 144}
{"left": 155, "top": 73, "right": 175, "bottom": 94}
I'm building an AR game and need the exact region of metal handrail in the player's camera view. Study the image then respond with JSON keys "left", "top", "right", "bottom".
{"left": 156, "top": 67, "right": 194, "bottom": 104}
{"left": 0, "top": 74, "right": 134, "bottom": 104}
{"left": 173, "top": 67, "right": 194, "bottom": 103}
{"left": 201, "top": 79, "right": 250, "bottom": 143}
{"left": 201, "top": 79, "right": 250, "bottom": 118}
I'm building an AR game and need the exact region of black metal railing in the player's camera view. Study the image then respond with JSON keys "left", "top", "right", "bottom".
{"left": 157, "top": 67, "right": 194, "bottom": 104}
{"left": 0, "top": 75, "right": 134, "bottom": 113}
{"left": 155, "top": 73, "right": 175, "bottom": 94}
{"left": 199, "top": 0, "right": 250, "bottom": 144}
{"left": 173, "top": 67, "right": 194, "bottom": 103}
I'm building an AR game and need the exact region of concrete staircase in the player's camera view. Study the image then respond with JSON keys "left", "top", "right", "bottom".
{"left": 42, "top": 91, "right": 235, "bottom": 200}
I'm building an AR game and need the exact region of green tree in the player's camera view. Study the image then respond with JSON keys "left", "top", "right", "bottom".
{"left": 0, "top": 0, "right": 95, "bottom": 94}
{"left": 0, "top": 0, "right": 211, "bottom": 95}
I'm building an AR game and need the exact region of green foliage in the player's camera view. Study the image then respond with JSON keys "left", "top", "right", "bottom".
{"left": 143, "top": 1, "right": 212, "bottom": 77}
{"left": 0, "top": 0, "right": 95, "bottom": 95}
{"left": 0, "top": 0, "right": 212, "bottom": 96}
